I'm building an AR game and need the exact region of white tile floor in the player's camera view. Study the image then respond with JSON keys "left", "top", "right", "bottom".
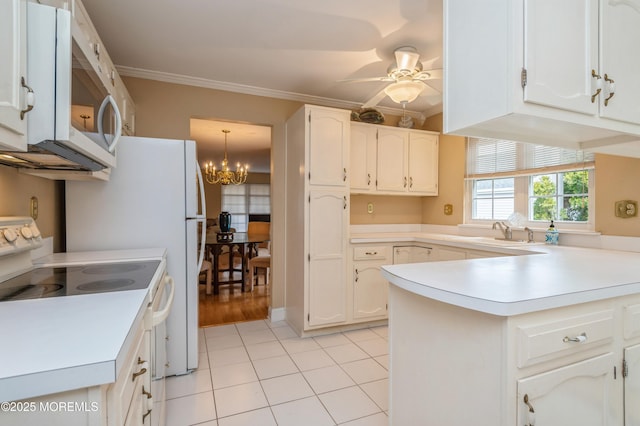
{"left": 165, "top": 320, "right": 389, "bottom": 426}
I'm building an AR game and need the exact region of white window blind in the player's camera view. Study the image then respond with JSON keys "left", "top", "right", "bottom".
{"left": 221, "top": 184, "right": 270, "bottom": 232}
{"left": 466, "top": 138, "right": 594, "bottom": 178}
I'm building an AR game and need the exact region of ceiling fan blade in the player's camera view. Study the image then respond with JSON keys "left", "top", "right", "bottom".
{"left": 337, "top": 76, "right": 393, "bottom": 83}
{"left": 417, "top": 81, "right": 441, "bottom": 98}
{"left": 361, "top": 87, "right": 389, "bottom": 108}
{"left": 413, "top": 68, "right": 443, "bottom": 81}
{"left": 394, "top": 46, "right": 420, "bottom": 70}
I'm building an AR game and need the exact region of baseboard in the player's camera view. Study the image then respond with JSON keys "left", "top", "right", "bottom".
{"left": 268, "top": 307, "right": 286, "bottom": 323}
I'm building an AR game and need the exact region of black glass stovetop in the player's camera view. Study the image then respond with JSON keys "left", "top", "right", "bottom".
{"left": 0, "top": 260, "right": 161, "bottom": 302}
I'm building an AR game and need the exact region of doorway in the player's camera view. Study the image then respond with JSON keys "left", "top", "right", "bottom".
{"left": 190, "top": 118, "right": 272, "bottom": 327}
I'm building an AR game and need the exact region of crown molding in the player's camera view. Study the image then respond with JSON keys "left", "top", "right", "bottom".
{"left": 116, "top": 66, "right": 435, "bottom": 124}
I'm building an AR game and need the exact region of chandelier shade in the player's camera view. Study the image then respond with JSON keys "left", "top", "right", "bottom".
{"left": 204, "top": 130, "right": 249, "bottom": 185}
{"left": 384, "top": 80, "right": 425, "bottom": 104}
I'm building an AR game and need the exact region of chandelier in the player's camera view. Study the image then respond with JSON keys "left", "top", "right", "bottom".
{"left": 204, "top": 129, "right": 249, "bottom": 185}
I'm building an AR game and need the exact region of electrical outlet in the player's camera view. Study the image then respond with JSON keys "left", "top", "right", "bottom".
{"left": 615, "top": 200, "right": 638, "bottom": 218}
{"left": 444, "top": 204, "right": 453, "bottom": 215}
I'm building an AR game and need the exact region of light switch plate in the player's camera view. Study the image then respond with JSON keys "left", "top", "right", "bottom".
{"left": 615, "top": 200, "right": 637, "bottom": 218}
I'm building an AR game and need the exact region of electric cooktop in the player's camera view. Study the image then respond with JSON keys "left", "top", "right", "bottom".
{"left": 0, "top": 260, "right": 161, "bottom": 302}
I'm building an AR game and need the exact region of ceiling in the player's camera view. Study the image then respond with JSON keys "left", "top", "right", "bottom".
{"left": 190, "top": 119, "right": 271, "bottom": 173}
{"left": 80, "top": 0, "right": 444, "bottom": 173}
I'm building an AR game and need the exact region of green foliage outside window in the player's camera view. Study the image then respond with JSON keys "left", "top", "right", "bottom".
{"left": 532, "top": 171, "right": 588, "bottom": 222}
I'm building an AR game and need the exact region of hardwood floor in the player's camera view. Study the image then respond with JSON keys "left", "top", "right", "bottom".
{"left": 198, "top": 273, "right": 270, "bottom": 327}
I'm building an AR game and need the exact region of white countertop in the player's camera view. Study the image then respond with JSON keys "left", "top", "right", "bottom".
{"left": 354, "top": 232, "right": 640, "bottom": 316}
{"left": 0, "top": 248, "right": 166, "bottom": 402}
{"left": 0, "top": 290, "right": 149, "bottom": 402}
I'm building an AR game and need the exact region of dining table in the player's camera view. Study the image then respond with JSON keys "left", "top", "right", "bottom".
{"left": 204, "top": 231, "right": 270, "bottom": 295}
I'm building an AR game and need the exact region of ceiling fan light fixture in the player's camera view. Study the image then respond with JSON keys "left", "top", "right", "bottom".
{"left": 384, "top": 80, "right": 425, "bottom": 104}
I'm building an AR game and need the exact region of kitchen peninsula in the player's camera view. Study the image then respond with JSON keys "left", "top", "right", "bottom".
{"left": 380, "top": 243, "right": 640, "bottom": 425}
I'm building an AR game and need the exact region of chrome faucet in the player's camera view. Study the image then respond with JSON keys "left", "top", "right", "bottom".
{"left": 524, "top": 227, "right": 534, "bottom": 243}
{"left": 492, "top": 221, "right": 512, "bottom": 240}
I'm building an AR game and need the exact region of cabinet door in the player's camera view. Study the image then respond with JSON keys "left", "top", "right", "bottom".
{"left": 625, "top": 344, "right": 640, "bottom": 425}
{"left": 600, "top": 0, "right": 640, "bottom": 124}
{"left": 434, "top": 247, "right": 466, "bottom": 261}
{"left": 308, "top": 107, "right": 349, "bottom": 187}
{"left": 0, "top": 0, "right": 28, "bottom": 151}
{"left": 407, "top": 132, "right": 438, "bottom": 194}
{"left": 517, "top": 353, "right": 619, "bottom": 426}
{"left": 376, "top": 128, "right": 407, "bottom": 192}
{"left": 523, "top": 0, "right": 598, "bottom": 115}
{"left": 308, "top": 189, "right": 347, "bottom": 326}
{"left": 353, "top": 262, "right": 388, "bottom": 319}
{"left": 350, "top": 123, "right": 376, "bottom": 193}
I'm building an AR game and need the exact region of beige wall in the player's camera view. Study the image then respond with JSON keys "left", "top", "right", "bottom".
{"left": 594, "top": 153, "right": 640, "bottom": 237}
{"left": 124, "top": 76, "right": 299, "bottom": 311}
{"left": 0, "top": 166, "right": 64, "bottom": 251}
{"left": 351, "top": 195, "right": 423, "bottom": 224}
{"left": 421, "top": 114, "right": 466, "bottom": 225}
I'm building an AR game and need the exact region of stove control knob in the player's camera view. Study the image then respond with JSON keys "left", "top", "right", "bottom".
{"left": 21, "top": 226, "right": 33, "bottom": 239}
{"left": 29, "top": 224, "right": 41, "bottom": 239}
{"left": 3, "top": 228, "right": 18, "bottom": 243}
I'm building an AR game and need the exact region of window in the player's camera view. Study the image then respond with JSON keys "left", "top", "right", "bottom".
{"left": 472, "top": 178, "right": 514, "bottom": 220}
{"left": 466, "top": 138, "right": 594, "bottom": 228}
{"left": 221, "top": 184, "right": 270, "bottom": 232}
{"left": 530, "top": 171, "right": 589, "bottom": 222}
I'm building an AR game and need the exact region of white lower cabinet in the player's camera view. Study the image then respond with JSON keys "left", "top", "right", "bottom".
{"left": 517, "top": 353, "right": 618, "bottom": 426}
{"left": 352, "top": 246, "right": 390, "bottom": 321}
{"left": 3, "top": 317, "right": 150, "bottom": 426}
{"left": 388, "top": 288, "right": 640, "bottom": 425}
{"left": 625, "top": 344, "right": 640, "bottom": 425}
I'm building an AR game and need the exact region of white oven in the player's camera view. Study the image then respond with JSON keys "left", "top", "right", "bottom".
{"left": 148, "top": 274, "right": 174, "bottom": 426}
{"left": 0, "top": 216, "right": 172, "bottom": 425}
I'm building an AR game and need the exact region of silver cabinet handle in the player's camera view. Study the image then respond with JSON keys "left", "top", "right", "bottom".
{"left": 604, "top": 74, "right": 615, "bottom": 106}
{"left": 563, "top": 332, "right": 587, "bottom": 343}
{"left": 591, "top": 69, "right": 602, "bottom": 103}
{"left": 20, "top": 77, "right": 35, "bottom": 120}
{"left": 523, "top": 394, "right": 535, "bottom": 426}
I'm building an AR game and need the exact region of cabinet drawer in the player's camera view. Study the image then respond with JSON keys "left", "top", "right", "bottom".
{"left": 353, "top": 246, "right": 390, "bottom": 261}
{"left": 517, "top": 310, "right": 614, "bottom": 368}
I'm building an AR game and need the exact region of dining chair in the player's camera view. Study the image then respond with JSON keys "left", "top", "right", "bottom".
{"left": 247, "top": 221, "right": 270, "bottom": 256}
{"left": 198, "top": 257, "right": 213, "bottom": 295}
{"left": 247, "top": 253, "right": 271, "bottom": 290}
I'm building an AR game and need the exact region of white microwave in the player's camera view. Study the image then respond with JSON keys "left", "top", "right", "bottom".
{"left": 0, "top": 2, "right": 121, "bottom": 180}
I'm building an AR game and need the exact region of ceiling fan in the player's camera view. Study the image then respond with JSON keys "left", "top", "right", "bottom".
{"left": 343, "top": 46, "right": 442, "bottom": 109}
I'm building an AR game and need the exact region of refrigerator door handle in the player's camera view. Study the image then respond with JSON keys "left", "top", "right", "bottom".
{"left": 195, "top": 158, "right": 207, "bottom": 273}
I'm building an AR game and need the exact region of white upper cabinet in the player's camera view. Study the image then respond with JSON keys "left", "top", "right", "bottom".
{"left": 444, "top": 0, "right": 640, "bottom": 153}
{"left": 352, "top": 123, "right": 438, "bottom": 196}
{"left": 350, "top": 123, "right": 377, "bottom": 193}
{"left": 0, "top": 0, "right": 29, "bottom": 151}
{"left": 523, "top": 0, "right": 599, "bottom": 115}
{"left": 600, "top": 0, "right": 640, "bottom": 125}
{"left": 308, "top": 107, "right": 349, "bottom": 187}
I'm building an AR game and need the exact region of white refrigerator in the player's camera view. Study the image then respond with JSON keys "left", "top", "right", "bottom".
{"left": 65, "top": 136, "right": 206, "bottom": 376}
